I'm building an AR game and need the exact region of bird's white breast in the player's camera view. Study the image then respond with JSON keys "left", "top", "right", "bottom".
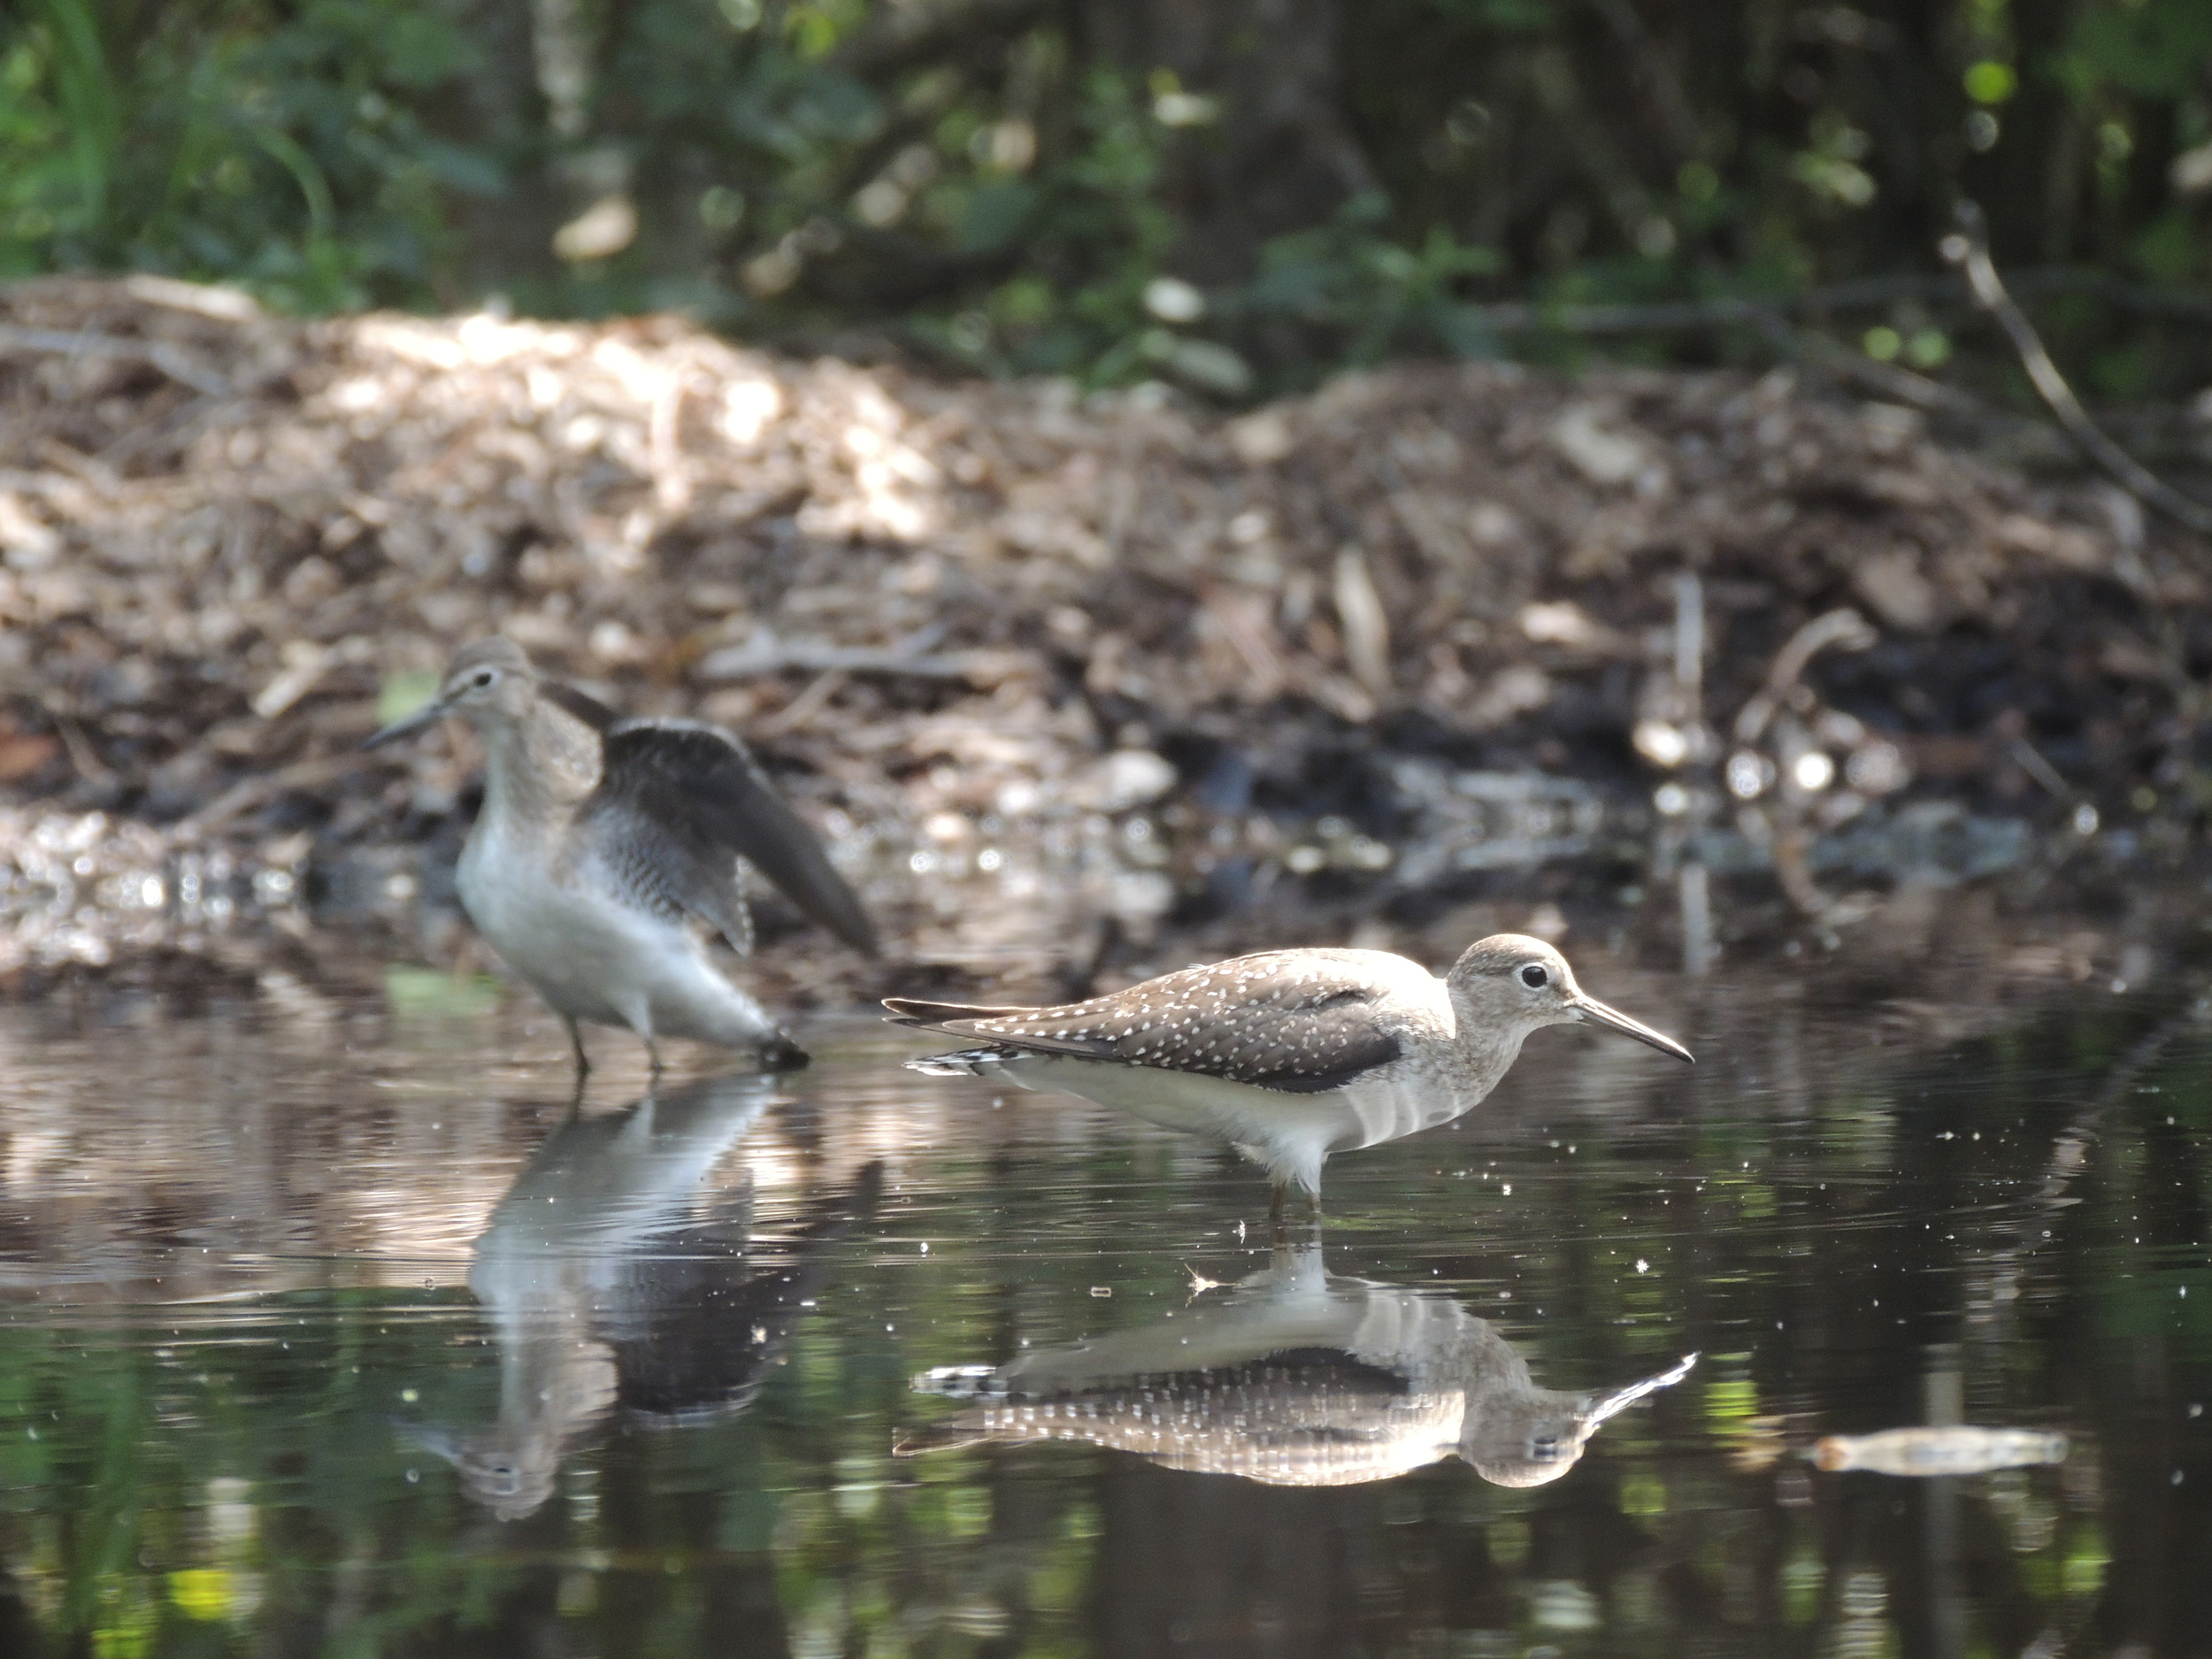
{"left": 458, "top": 811, "right": 663, "bottom": 1025}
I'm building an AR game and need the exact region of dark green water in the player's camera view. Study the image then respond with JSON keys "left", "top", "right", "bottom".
{"left": 1, "top": 930, "right": 2208, "bottom": 1657}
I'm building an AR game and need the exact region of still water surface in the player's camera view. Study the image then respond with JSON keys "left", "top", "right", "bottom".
{"left": 1, "top": 922, "right": 2208, "bottom": 1657}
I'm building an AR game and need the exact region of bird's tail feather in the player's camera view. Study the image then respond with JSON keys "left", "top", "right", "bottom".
{"left": 903, "top": 1048, "right": 1005, "bottom": 1078}
{"left": 892, "top": 1419, "right": 995, "bottom": 1456}
{"left": 882, "top": 995, "right": 1031, "bottom": 1028}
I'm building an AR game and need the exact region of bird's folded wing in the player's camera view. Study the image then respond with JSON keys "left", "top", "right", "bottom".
{"left": 579, "top": 719, "right": 877, "bottom": 954}
{"left": 897, "top": 1362, "right": 1452, "bottom": 1484}
{"left": 884, "top": 954, "right": 1405, "bottom": 1092}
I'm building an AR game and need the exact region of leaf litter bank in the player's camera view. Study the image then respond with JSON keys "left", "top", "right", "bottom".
{"left": 0, "top": 276, "right": 2203, "bottom": 993}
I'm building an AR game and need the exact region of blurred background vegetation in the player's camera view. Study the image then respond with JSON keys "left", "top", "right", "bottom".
{"left": 3, "top": 0, "right": 2212, "bottom": 402}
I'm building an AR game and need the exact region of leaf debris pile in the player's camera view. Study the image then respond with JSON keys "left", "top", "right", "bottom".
{"left": 0, "top": 275, "right": 2200, "bottom": 984}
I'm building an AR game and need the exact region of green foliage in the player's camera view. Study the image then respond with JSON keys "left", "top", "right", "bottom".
{"left": 3, "top": 0, "right": 485, "bottom": 306}
{"left": 2061, "top": 0, "right": 2212, "bottom": 99}
{"left": 4, "top": 0, "right": 2211, "bottom": 396}
{"left": 1240, "top": 195, "right": 1506, "bottom": 367}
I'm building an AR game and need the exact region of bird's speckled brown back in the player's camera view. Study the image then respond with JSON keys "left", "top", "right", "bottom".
{"left": 893, "top": 949, "right": 1449, "bottom": 1093}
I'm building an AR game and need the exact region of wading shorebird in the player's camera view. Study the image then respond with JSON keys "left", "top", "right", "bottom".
{"left": 365, "top": 638, "right": 876, "bottom": 1072}
{"left": 887, "top": 934, "right": 1690, "bottom": 1216}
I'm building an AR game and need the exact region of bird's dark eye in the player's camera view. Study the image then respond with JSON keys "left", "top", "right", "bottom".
{"left": 472, "top": 670, "right": 496, "bottom": 688}
{"left": 1520, "top": 964, "right": 1549, "bottom": 988}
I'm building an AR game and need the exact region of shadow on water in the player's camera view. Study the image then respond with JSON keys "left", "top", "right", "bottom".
{"left": 0, "top": 895, "right": 2208, "bottom": 1655}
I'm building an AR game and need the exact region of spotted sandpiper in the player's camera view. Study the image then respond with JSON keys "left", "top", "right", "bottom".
{"left": 887, "top": 934, "right": 1690, "bottom": 1215}
{"left": 900, "top": 1238, "right": 1697, "bottom": 1486}
{"left": 365, "top": 638, "right": 877, "bottom": 1072}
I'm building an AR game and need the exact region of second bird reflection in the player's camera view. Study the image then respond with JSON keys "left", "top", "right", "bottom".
{"left": 900, "top": 1240, "right": 1694, "bottom": 1488}
{"left": 409, "top": 1068, "right": 879, "bottom": 1520}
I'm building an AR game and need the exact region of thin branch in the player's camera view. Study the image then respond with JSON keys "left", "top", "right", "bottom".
{"left": 697, "top": 637, "right": 1039, "bottom": 685}
{"left": 1943, "top": 201, "right": 2212, "bottom": 538}
{"left": 1732, "top": 608, "right": 1876, "bottom": 749}
{"left": 1446, "top": 268, "right": 2212, "bottom": 338}
{"left": 0, "top": 323, "right": 231, "bottom": 398}
{"left": 1749, "top": 309, "right": 1988, "bottom": 419}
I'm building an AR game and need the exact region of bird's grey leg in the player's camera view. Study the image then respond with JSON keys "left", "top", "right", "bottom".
{"left": 1270, "top": 1180, "right": 1322, "bottom": 1240}
{"left": 616, "top": 996, "right": 664, "bottom": 1082}
{"left": 562, "top": 1016, "right": 591, "bottom": 1077}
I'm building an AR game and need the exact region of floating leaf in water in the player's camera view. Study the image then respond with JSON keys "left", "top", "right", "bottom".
{"left": 1811, "top": 1426, "right": 2068, "bottom": 1476}
{"left": 384, "top": 964, "right": 503, "bottom": 1019}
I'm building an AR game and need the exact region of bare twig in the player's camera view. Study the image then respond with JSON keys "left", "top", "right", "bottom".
{"left": 1672, "top": 571, "right": 1704, "bottom": 718}
{"left": 1455, "top": 268, "right": 2212, "bottom": 337}
{"left": 1970, "top": 984, "right": 2212, "bottom": 1333}
{"left": 1943, "top": 202, "right": 2212, "bottom": 538}
{"left": 183, "top": 753, "right": 365, "bottom": 834}
{"left": 1732, "top": 609, "right": 1877, "bottom": 748}
{"left": 0, "top": 323, "right": 231, "bottom": 398}
{"left": 1332, "top": 545, "right": 1393, "bottom": 700}
{"left": 2008, "top": 738, "right": 2072, "bottom": 802}
{"left": 1750, "top": 310, "right": 1987, "bottom": 418}
{"left": 698, "top": 634, "right": 1039, "bottom": 686}
{"left": 752, "top": 669, "right": 849, "bottom": 739}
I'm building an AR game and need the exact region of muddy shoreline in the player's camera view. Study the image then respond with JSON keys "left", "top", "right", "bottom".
{"left": 3, "top": 276, "right": 2208, "bottom": 991}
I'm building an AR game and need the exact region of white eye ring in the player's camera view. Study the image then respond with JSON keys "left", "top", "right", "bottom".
{"left": 1519, "top": 964, "right": 1549, "bottom": 988}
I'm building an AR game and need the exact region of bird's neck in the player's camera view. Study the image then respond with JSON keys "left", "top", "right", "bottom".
{"left": 1440, "top": 986, "right": 1534, "bottom": 1089}
{"left": 476, "top": 699, "right": 602, "bottom": 833}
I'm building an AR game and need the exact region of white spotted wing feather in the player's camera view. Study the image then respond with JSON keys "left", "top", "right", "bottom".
{"left": 884, "top": 949, "right": 1448, "bottom": 1093}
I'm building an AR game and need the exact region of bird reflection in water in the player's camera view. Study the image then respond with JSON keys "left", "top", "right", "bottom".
{"left": 900, "top": 1239, "right": 1694, "bottom": 1488}
{"left": 408, "top": 1068, "right": 879, "bottom": 1519}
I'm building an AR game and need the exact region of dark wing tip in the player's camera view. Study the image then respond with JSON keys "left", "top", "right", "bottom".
{"left": 602, "top": 719, "right": 879, "bottom": 954}
{"left": 883, "top": 996, "right": 1014, "bottom": 1025}
{"left": 840, "top": 910, "right": 882, "bottom": 956}
{"left": 541, "top": 680, "right": 623, "bottom": 731}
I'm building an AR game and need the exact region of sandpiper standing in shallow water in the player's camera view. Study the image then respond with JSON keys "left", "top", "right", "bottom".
{"left": 365, "top": 638, "right": 876, "bottom": 1073}
{"left": 887, "top": 933, "right": 1690, "bottom": 1216}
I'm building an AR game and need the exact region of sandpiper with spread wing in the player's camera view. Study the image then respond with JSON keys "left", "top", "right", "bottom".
{"left": 887, "top": 934, "right": 1690, "bottom": 1214}
{"left": 365, "top": 638, "right": 876, "bottom": 1071}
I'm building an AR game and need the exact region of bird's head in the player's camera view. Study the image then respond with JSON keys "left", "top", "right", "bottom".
{"left": 1442, "top": 933, "right": 1693, "bottom": 1063}
{"left": 363, "top": 637, "right": 540, "bottom": 750}
{"left": 1461, "top": 1394, "right": 1596, "bottom": 1487}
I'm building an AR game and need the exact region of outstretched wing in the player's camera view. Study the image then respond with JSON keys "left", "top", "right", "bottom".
{"left": 578, "top": 718, "right": 877, "bottom": 955}
{"left": 884, "top": 950, "right": 1415, "bottom": 1093}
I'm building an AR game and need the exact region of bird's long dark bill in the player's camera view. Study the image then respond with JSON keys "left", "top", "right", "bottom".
{"left": 361, "top": 699, "right": 450, "bottom": 751}
{"left": 1574, "top": 996, "right": 1694, "bottom": 1063}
